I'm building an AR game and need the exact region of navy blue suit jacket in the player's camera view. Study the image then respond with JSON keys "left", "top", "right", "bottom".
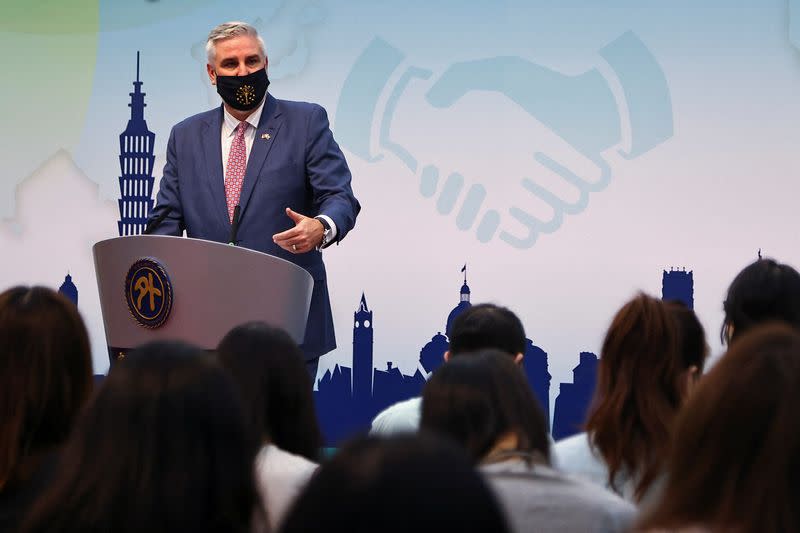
{"left": 148, "top": 94, "right": 360, "bottom": 359}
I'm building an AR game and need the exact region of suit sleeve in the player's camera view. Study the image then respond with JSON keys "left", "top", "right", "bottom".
{"left": 305, "top": 105, "right": 360, "bottom": 244}
{"left": 148, "top": 126, "right": 185, "bottom": 236}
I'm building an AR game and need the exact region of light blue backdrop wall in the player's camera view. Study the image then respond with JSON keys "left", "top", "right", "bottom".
{"left": 2, "top": 0, "right": 799, "bottom": 427}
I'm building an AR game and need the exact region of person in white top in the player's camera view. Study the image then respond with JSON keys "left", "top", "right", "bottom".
{"left": 554, "top": 294, "right": 707, "bottom": 507}
{"left": 370, "top": 303, "right": 526, "bottom": 435}
{"left": 421, "top": 350, "right": 636, "bottom": 533}
{"left": 217, "top": 322, "right": 323, "bottom": 531}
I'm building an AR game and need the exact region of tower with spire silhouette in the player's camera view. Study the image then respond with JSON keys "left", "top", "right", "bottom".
{"left": 446, "top": 264, "right": 472, "bottom": 337}
{"left": 117, "top": 52, "right": 156, "bottom": 236}
{"left": 353, "top": 293, "right": 374, "bottom": 402}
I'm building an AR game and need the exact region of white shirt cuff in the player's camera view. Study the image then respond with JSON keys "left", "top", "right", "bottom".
{"left": 317, "top": 214, "right": 337, "bottom": 242}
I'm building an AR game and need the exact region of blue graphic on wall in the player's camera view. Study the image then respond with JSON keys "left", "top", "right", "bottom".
{"left": 335, "top": 32, "right": 673, "bottom": 249}
{"left": 550, "top": 266, "right": 697, "bottom": 440}
{"left": 118, "top": 52, "right": 156, "bottom": 236}
{"left": 662, "top": 267, "right": 694, "bottom": 309}
{"left": 314, "top": 268, "right": 553, "bottom": 446}
{"left": 552, "top": 351, "right": 599, "bottom": 440}
{"left": 58, "top": 273, "right": 78, "bottom": 306}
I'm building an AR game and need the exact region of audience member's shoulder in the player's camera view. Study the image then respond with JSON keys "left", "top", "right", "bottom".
{"left": 554, "top": 431, "right": 592, "bottom": 452}
{"left": 483, "top": 461, "right": 636, "bottom": 533}
{"left": 542, "top": 465, "right": 635, "bottom": 511}
{"left": 256, "top": 443, "right": 317, "bottom": 478}
{"left": 553, "top": 432, "right": 604, "bottom": 474}
{"left": 370, "top": 397, "right": 422, "bottom": 436}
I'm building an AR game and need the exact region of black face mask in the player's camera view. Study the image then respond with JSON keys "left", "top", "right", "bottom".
{"left": 215, "top": 68, "right": 269, "bottom": 111}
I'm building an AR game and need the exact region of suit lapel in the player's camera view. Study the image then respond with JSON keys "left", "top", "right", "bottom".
{"left": 239, "top": 95, "right": 284, "bottom": 218}
{"left": 202, "top": 106, "right": 231, "bottom": 228}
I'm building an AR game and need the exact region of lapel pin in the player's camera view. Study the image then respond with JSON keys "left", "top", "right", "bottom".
{"left": 261, "top": 133, "right": 271, "bottom": 141}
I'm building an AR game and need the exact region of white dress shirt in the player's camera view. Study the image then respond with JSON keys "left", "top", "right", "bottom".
{"left": 221, "top": 97, "right": 337, "bottom": 242}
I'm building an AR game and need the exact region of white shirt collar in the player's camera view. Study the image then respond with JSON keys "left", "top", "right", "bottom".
{"left": 222, "top": 94, "right": 267, "bottom": 136}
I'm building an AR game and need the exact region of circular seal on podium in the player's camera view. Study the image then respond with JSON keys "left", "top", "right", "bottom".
{"left": 124, "top": 257, "right": 173, "bottom": 329}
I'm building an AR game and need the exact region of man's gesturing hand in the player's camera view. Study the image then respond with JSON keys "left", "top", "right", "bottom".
{"left": 273, "top": 208, "right": 325, "bottom": 253}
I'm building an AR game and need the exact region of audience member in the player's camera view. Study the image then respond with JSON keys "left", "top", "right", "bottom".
{"left": 217, "top": 322, "right": 321, "bottom": 530}
{"left": 721, "top": 257, "right": 800, "bottom": 345}
{"left": 371, "top": 303, "right": 526, "bottom": 435}
{"left": 21, "top": 341, "right": 263, "bottom": 533}
{"left": 421, "top": 350, "right": 636, "bottom": 533}
{"left": 281, "top": 434, "right": 511, "bottom": 533}
{"left": 637, "top": 323, "right": 800, "bottom": 532}
{"left": 554, "top": 294, "right": 707, "bottom": 505}
{"left": 0, "top": 286, "right": 93, "bottom": 532}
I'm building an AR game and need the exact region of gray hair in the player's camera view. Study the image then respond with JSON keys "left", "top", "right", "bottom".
{"left": 205, "top": 21, "right": 266, "bottom": 63}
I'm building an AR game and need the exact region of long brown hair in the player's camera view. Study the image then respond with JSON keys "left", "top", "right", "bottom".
{"left": 584, "top": 293, "right": 706, "bottom": 500}
{"left": 0, "top": 286, "right": 92, "bottom": 491}
{"left": 217, "top": 322, "right": 323, "bottom": 460}
{"left": 638, "top": 323, "right": 800, "bottom": 532}
{"left": 21, "top": 341, "right": 262, "bottom": 533}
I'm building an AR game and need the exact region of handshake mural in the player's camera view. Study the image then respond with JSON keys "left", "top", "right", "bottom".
{"left": 335, "top": 32, "right": 673, "bottom": 249}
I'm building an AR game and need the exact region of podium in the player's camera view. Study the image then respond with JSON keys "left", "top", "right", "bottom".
{"left": 93, "top": 235, "right": 314, "bottom": 363}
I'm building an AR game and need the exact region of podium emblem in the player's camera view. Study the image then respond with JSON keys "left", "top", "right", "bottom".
{"left": 124, "top": 257, "right": 173, "bottom": 328}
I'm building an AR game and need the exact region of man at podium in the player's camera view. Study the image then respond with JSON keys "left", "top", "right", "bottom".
{"left": 146, "top": 21, "right": 360, "bottom": 379}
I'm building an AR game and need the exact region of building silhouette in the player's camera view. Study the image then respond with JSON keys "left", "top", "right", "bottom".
{"left": 117, "top": 52, "right": 156, "bottom": 236}
{"left": 446, "top": 266, "right": 471, "bottom": 337}
{"left": 353, "top": 293, "right": 373, "bottom": 402}
{"left": 314, "top": 269, "right": 552, "bottom": 445}
{"left": 523, "top": 339, "right": 551, "bottom": 428}
{"left": 419, "top": 332, "right": 449, "bottom": 375}
{"left": 662, "top": 267, "right": 694, "bottom": 309}
{"left": 58, "top": 273, "right": 78, "bottom": 306}
{"left": 372, "top": 362, "right": 426, "bottom": 416}
{"left": 552, "top": 351, "right": 599, "bottom": 440}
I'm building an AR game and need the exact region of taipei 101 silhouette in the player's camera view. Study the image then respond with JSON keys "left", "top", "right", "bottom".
{"left": 117, "top": 52, "right": 156, "bottom": 237}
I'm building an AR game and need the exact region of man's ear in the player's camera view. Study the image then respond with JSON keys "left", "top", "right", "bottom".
{"left": 207, "top": 63, "right": 216, "bottom": 85}
{"left": 443, "top": 350, "right": 451, "bottom": 363}
{"left": 514, "top": 353, "right": 524, "bottom": 366}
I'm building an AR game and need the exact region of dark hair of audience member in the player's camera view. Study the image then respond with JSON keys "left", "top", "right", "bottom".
{"left": 721, "top": 257, "right": 800, "bottom": 344}
{"left": 638, "top": 323, "right": 800, "bottom": 532}
{"left": 584, "top": 293, "right": 707, "bottom": 501}
{"left": 449, "top": 303, "right": 526, "bottom": 356}
{"left": 217, "top": 322, "right": 322, "bottom": 460}
{"left": 280, "top": 434, "right": 511, "bottom": 533}
{"left": 21, "top": 341, "right": 262, "bottom": 533}
{"left": 420, "top": 349, "right": 550, "bottom": 463}
{"left": 0, "top": 286, "right": 92, "bottom": 491}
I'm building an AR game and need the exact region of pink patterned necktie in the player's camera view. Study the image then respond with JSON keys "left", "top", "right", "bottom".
{"left": 224, "top": 121, "right": 249, "bottom": 223}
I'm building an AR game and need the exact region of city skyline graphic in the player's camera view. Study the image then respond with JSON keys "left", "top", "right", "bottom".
{"left": 314, "top": 267, "right": 694, "bottom": 445}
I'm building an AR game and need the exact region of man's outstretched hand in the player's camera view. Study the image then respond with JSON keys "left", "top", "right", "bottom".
{"left": 273, "top": 208, "right": 324, "bottom": 253}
